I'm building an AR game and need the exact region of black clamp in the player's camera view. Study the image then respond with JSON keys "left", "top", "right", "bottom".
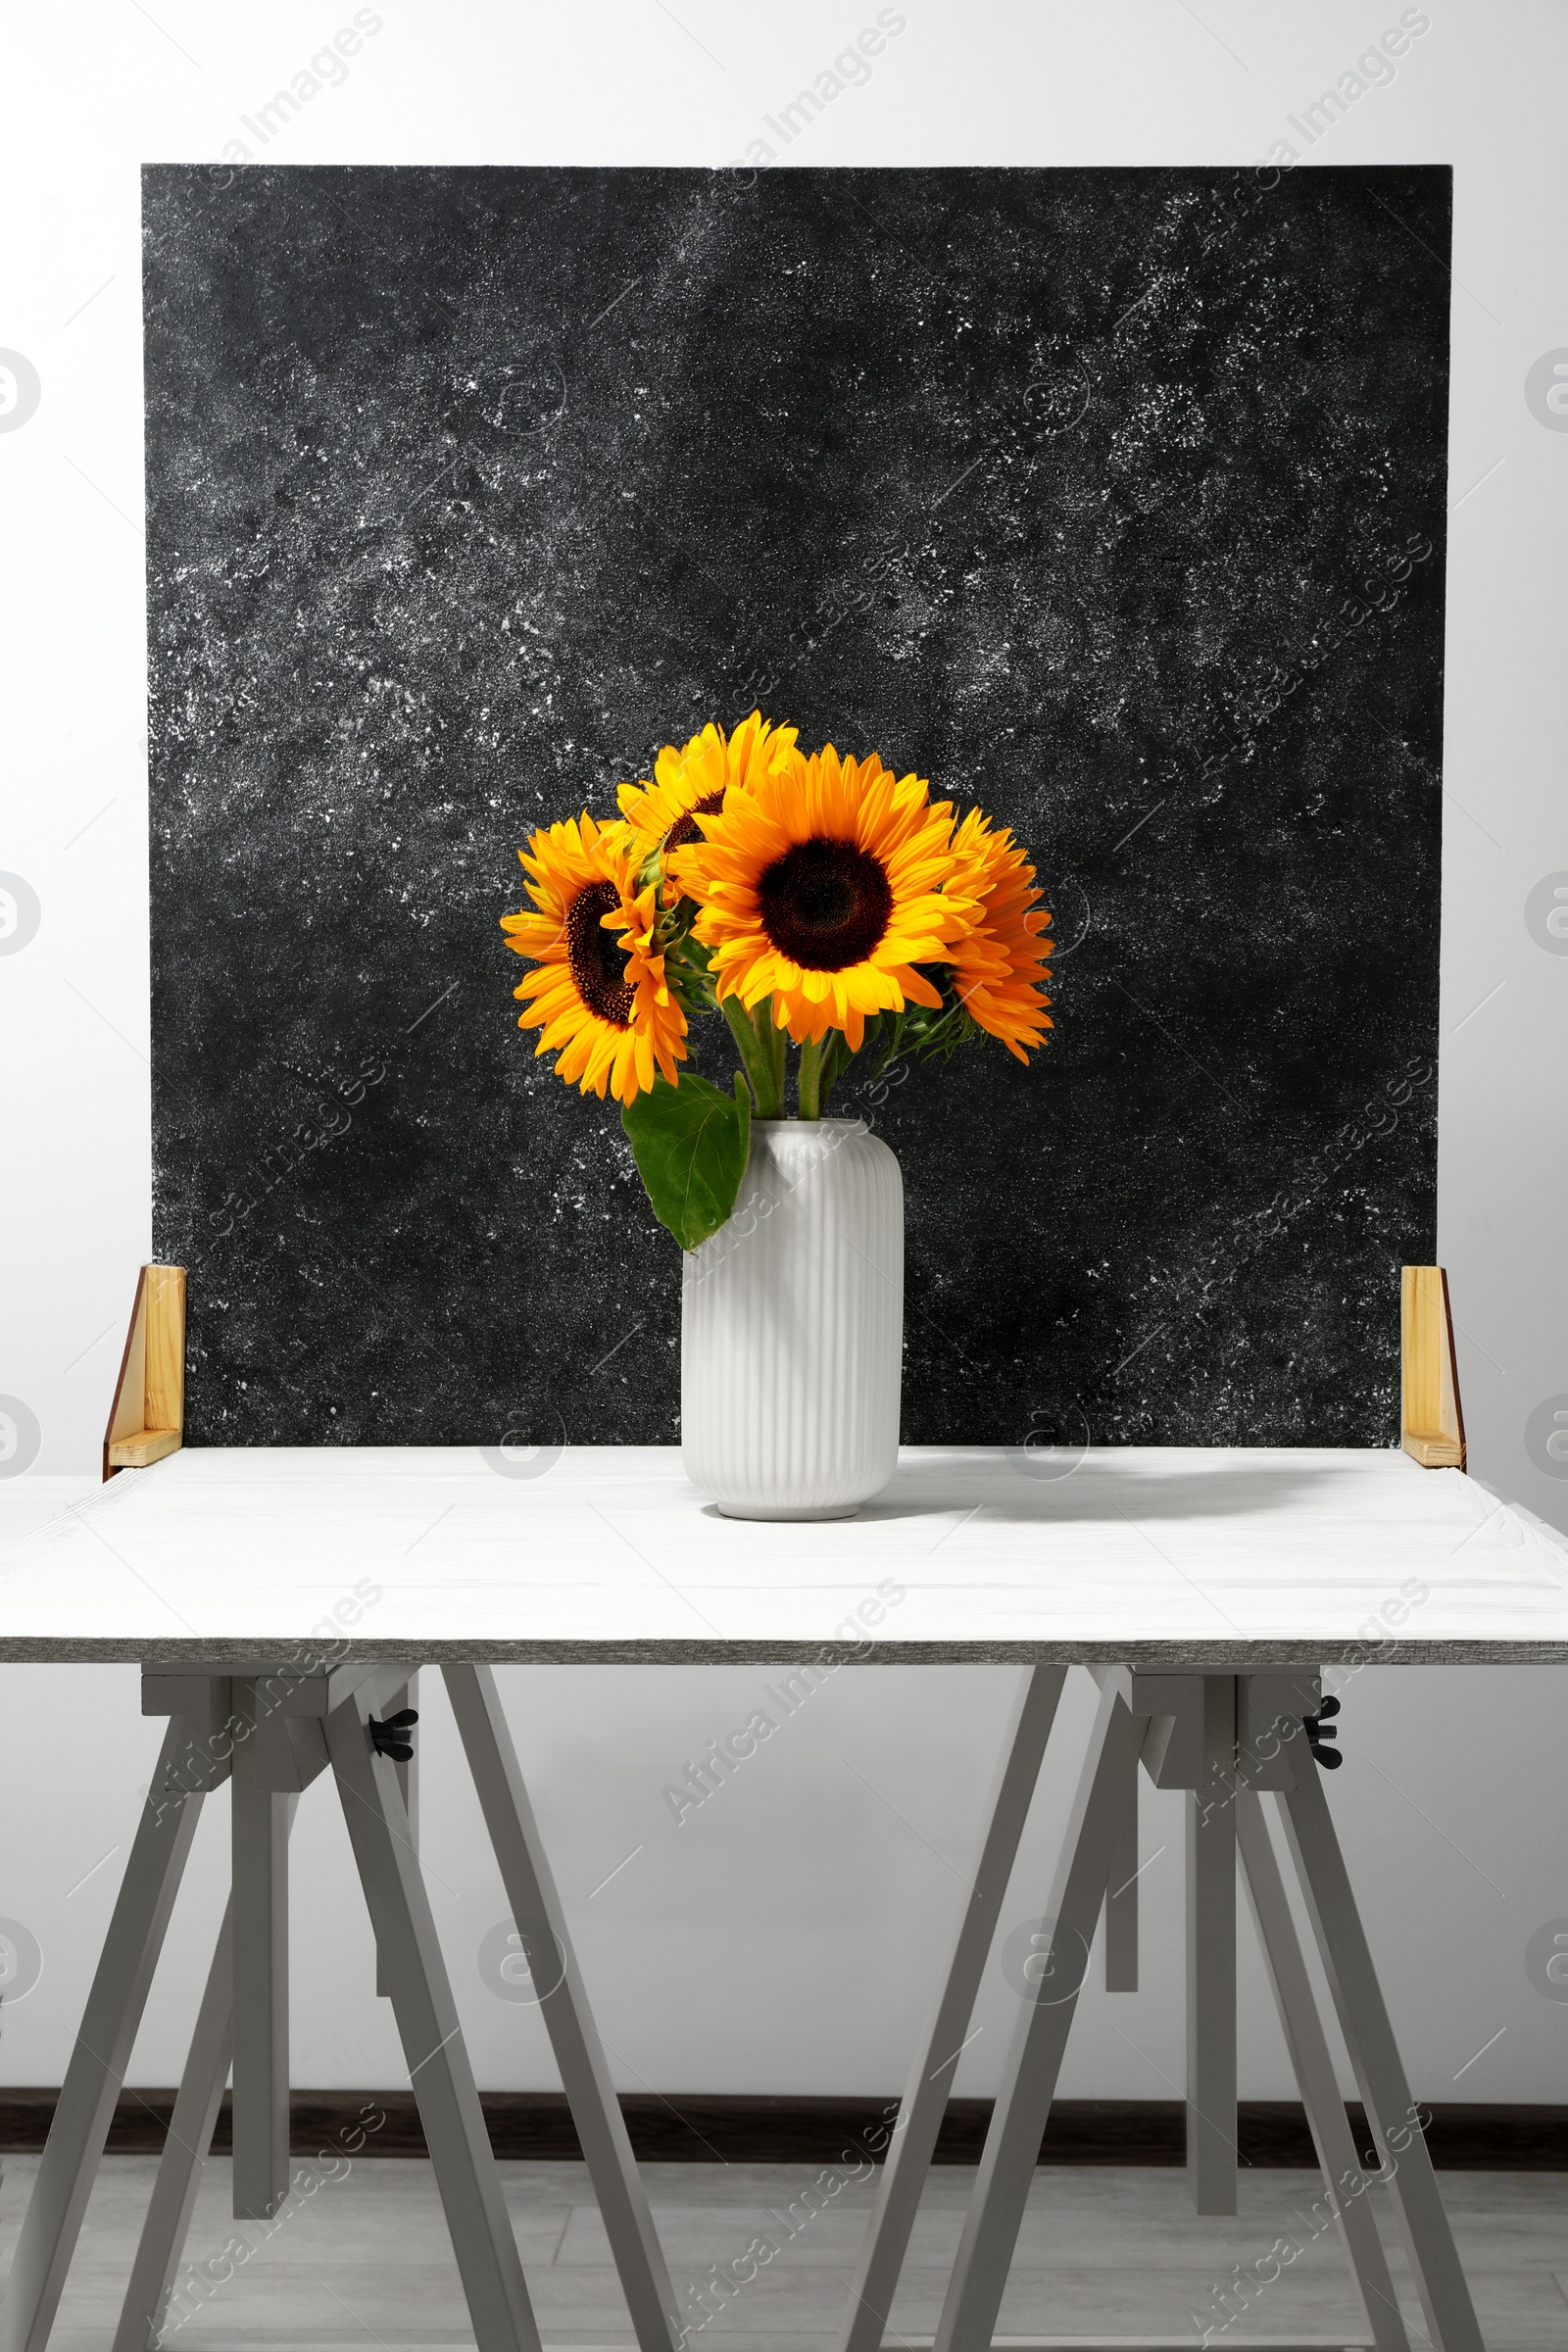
{"left": 368, "top": 1707, "right": 418, "bottom": 1761}
{"left": 1303, "top": 1694, "right": 1342, "bottom": 1769}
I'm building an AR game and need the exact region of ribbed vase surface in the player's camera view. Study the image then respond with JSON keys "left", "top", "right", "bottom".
{"left": 681, "top": 1118, "right": 904, "bottom": 1520}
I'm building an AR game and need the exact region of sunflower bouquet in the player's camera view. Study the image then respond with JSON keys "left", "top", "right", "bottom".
{"left": 501, "top": 713, "right": 1053, "bottom": 1249}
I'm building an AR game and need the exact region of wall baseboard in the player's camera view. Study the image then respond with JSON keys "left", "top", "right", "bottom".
{"left": 0, "top": 2092, "right": 1563, "bottom": 2168}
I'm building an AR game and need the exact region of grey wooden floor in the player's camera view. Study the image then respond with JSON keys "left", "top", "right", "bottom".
{"left": 1, "top": 2156, "right": 1564, "bottom": 2350}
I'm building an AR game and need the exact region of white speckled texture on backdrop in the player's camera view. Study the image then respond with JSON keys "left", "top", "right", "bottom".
{"left": 142, "top": 163, "right": 1448, "bottom": 1450}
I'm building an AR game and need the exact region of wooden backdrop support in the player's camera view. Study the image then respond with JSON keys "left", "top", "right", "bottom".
{"left": 101, "top": 1266, "right": 1456, "bottom": 1481}
{"left": 1400, "top": 1265, "right": 1465, "bottom": 1471}
{"left": 103, "top": 1264, "right": 186, "bottom": 1481}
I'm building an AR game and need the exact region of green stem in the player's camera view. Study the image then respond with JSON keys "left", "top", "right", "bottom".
{"left": 816, "top": 1032, "right": 853, "bottom": 1111}
{"left": 720, "top": 995, "right": 784, "bottom": 1118}
{"left": 751, "top": 995, "right": 787, "bottom": 1112}
{"left": 798, "top": 1037, "right": 824, "bottom": 1120}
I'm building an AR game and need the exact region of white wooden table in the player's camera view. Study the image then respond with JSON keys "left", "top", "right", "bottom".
{"left": 4, "top": 1444, "right": 1567, "bottom": 1663}
{"left": 3, "top": 1445, "right": 1563, "bottom": 2352}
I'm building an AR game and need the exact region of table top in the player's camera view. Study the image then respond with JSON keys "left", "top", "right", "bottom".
{"left": 1, "top": 1446, "right": 1566, "bottom": 1666}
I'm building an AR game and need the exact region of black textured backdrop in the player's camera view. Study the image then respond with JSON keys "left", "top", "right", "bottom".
{"left": 143, "top": 164, "right": 1449, "bottom": 1451}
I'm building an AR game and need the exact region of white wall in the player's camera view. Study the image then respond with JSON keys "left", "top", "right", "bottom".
{"left": 2, "top": 0, "right": 1566, "bottom": 2101}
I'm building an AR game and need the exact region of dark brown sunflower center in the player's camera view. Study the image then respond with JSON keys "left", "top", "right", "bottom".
{"left": 662, "top": 788, "right": 727, "bottom": 857}
{"left": 757, "top": 839, "right": 894, "bottom": 971}
{"left": 565, "top": 879, "right": 633, "bottom": 1027}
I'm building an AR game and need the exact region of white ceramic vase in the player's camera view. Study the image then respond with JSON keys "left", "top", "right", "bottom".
{"left": 680, "top": 1117, "right": 904, "bottom": 1520}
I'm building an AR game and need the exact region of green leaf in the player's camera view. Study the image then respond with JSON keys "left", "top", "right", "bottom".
{"left": 620, "top": 1071, "right": 753, "bottom": 1251}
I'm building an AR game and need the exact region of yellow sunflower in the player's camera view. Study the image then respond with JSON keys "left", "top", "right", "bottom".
{"left": 944, "top": 808, "right": 1054, "bottom": 1062}
{"left": 617, "top": 710, "right": 798, "bottom": 873}
{"left": 670, "top": 746, "right": 973, "bottom": 1050}
{"left": 501, "top": 813, "right": 687, "bottom": 1103}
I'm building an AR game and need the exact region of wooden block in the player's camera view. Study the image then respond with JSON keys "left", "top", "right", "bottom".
{"left": 143, "top": 1263, "right": 186, "bottom": 1433}
{"left": 1401, "top": 1264, "right": 1466, "bottom": 1471}
{"left": 107, "top": 1428, "right": 182, "bottom": 1469}
{"left": 102, "top": 1263, "right": 187, "bottom": 1480}
{"left": 1405, "top": 1431, "right": 1464, "bottom": 1469}
{"left": 105, "top": 1267, "right": 149, "bottom": 1457}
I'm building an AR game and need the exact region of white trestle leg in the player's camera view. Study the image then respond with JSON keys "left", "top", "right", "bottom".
{"left": 1235, "top": 1789, "right": 1410, "bottom": 2352}
{"left": 0, "top": 1718, "right": 209, "bottom": 2352}
{"left": 856, "top": 1666, "right": 1484, "bottom": 2352}
{"left": 230, "top": 1772, "right": 291, "bottom": 2221}
{"left": 375, "top": 1672, "right": 418, "bottom": 1998}
{"left": 1186, "top": 1675, "right": 1239, "bottom": 2216}
{"left": 323, "top": 1678, "right": 545, "bottom": 2352}
{"left": 112, "top": 1788, "right": 305, "bottom": 2352}
{"left": 1102, "top": 1716, "right": 1140, "bottom": 1995}
{"left": 1277, "top": 1769, "right": 1486, "bottom": 2352}
{"left": 445, "top": 1663, "right": 682, "bottom": 2352}
{"left": 110, "top": 1897, "right": 235, "bottom": 2352}
{"left": 837, "top": 1665, "right": 1068, "bottom": 2352}
{"left": 931, "top": 1686, "right": 1147, "bottom": 2352}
